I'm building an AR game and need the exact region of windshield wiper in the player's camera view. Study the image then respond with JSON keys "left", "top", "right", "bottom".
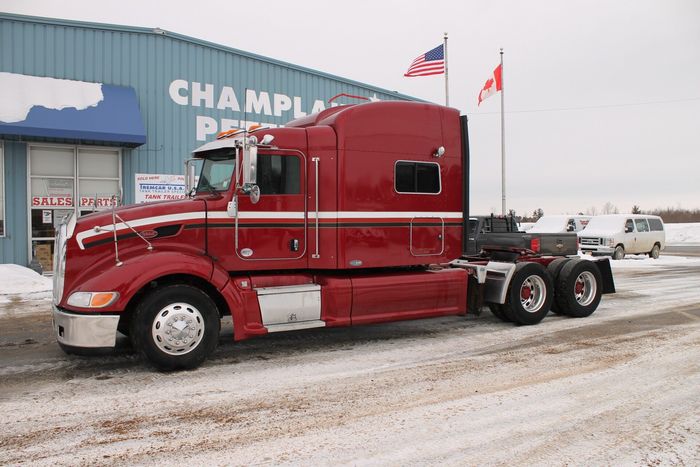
{"left": 197, "top": 181, "right": 222, "bottom": 198}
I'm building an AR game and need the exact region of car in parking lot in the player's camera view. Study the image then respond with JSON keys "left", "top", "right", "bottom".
{"left": 578, "top": 214, "right": 665, "bottom": 259}
{"left": 529, "top": 215, "right": 591, "bottom": 233}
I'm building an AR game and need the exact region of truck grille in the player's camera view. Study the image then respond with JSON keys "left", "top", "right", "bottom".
{"left": 579, "top": 237, "right": 600, "bottom": 246}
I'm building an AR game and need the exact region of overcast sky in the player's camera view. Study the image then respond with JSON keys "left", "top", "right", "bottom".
{"left": 3, "top": 0, "right": 699, "bottom": 216}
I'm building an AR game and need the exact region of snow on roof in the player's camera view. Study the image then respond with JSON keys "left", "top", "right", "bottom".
{"left": 0, "top": 72, "right": 103, "bottom": 123}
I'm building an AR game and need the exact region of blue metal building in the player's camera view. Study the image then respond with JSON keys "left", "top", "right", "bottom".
{"left": 0, "top": 13, "right": 415, "bottom": 270}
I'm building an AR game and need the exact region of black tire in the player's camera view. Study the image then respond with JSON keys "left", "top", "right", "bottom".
{"left": 649, "top": 243, "right": 660, "bottom": 259}
{"left": 130, "top": 284, "right": 220, "bottom": 371}
{"left": 488, "top": 303, "right": 512, "bottom": 323}
{"left": 612, "top": 245, "right": 625, "bottom": 260}
{"left": 555, "top": 259, "right": 602, "bottom": 318}
{"left": 546, "top": 258, "right": 572, "bottom": 315}
{"left": 501, "top": 262, "right": 553, "bottom": 325}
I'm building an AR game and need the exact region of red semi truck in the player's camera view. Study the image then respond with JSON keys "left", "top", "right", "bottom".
{"left": 52, "top": 101, "right": 615, "bottom": 370}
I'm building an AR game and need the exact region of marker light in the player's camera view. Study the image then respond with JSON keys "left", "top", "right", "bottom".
{"left": 216, "top": 129, "right": 243, "bottom": 139}
{"left": 67, "top": 292, "right": 119, "bottom": 308}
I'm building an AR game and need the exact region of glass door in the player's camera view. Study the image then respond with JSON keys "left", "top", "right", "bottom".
{"left": 28, "top": 145, "right": 121, "bottom": 273}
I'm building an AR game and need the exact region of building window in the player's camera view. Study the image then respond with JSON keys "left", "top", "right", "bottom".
{"left": 0, "top": 142, "right": 4, "bottom": 237}
{"left": 395, "top": 161, "right": 441, "bottom": 194}
{"left": 28, "top": 145, "right": 121, "bottom": 272}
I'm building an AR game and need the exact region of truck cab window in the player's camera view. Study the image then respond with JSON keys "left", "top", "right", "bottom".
{"left": 395, "top": 161, "right": 440, "bottom": 194}
{"left": 198, "top": 151, "right": 236, "bottom": 191}
{"left": 257, "top": 154, "right": 300, "bottom": 195}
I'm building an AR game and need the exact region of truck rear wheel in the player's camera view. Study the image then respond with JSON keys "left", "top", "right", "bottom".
{"left": 555, "top": 260, "right": 602, "bottom": 318}
{"left": 488, "top": 303, "right": 512, "bottom": 322}
{"left": 502, "top": 262, "right": 553, "bottom": 325}
{"left": 130, "top": 284, "right": 220, "bottom": 371}
{"left": 546, "top": 258, "right": 572, "bottom": 315}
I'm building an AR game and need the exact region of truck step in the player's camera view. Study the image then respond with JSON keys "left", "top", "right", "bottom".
{"left": 265, "top": 320, "right": 326, "bottom": 333}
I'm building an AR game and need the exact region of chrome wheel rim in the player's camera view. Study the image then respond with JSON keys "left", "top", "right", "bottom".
{"left": 151, "top": 302, "right": 205, "bottom": 355}
{"left": 520, "top": 275, "right": 546, "bottom": 313}
{"left": 574, "top": 271, "right": 596, "bottom": 306}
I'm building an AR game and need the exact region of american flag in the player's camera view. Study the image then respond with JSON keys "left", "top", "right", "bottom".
{"left": 404, "top": 44, "right": 445, "bottom": 77}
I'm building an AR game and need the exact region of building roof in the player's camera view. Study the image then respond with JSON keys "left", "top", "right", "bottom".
{"left": 0, "top": 12, "right": 421, "bottom": 102}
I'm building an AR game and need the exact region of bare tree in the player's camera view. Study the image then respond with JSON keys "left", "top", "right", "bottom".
{"left": 602, "top": 202, "right": 619, "bottom": 214}
{"left": 632, "top": 205, "right": 642, "bottom": 214}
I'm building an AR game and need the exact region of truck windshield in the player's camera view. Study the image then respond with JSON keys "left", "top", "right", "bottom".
{"left": 197, "top": 150, "right": 236, "bottom": 192}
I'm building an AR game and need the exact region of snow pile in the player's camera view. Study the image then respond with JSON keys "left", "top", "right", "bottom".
{"left": 665, "top": 222, "right": 700, "bottom": 245}
{"left": 0, "top": 72, "right": 103, "bottom": 123}
{"left": 0, "top": 264, "right": 53, "bottom": 303}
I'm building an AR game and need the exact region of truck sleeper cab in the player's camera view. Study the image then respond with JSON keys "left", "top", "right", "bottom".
{"left": 52, "top": 101, "right": 615, "bottom": 370}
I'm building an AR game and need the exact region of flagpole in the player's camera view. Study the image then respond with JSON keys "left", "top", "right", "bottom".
{"left": 444, "top": 32, "right": 449, "bottom": 106}
{"left": 500, "top": 48, "right": 506, "bottom": 215}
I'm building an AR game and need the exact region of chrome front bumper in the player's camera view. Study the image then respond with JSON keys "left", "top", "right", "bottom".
{"left": 53, "top": 307, "right": 120, "bottom": 348}
{"left": 580, "top": 245, "right": 614, "bottom": 255}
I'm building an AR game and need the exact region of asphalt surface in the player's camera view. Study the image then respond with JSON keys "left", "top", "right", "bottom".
{"left": 663, "top": 244, "right": 700, "bottom": 257}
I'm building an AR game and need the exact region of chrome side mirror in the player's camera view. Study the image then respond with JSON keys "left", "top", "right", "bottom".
{"left": 243, "top": 144, "right": 258, "bottom": 185}
{"left": 249, "top": 185, "right": 260, "bottom": 204}
{"left": 184, "top": 158, "right": 198, "bottom": 194}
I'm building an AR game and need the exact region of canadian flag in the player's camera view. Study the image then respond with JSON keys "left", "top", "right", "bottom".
{"left": 477, "top": 64, "right": 503, "bottom": 105}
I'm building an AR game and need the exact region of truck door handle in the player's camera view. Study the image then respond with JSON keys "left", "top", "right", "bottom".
{"left": 290, "top": 239, "right": 299, "bottom": 252}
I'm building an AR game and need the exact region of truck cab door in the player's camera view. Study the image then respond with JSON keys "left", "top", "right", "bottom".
{"left": 234, "top": 151, "right": 307, "bottom": 266}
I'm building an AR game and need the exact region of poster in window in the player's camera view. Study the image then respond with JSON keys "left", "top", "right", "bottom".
{"left": 135, "top": 173, "right": 190, "bottom": 203}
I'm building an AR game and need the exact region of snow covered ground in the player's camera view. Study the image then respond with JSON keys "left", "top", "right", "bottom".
{"left": 2, "top": 255, "right": 700, "bottom": 465}
{"left": 665, "top": 222, "right": 700, "bottom": 245}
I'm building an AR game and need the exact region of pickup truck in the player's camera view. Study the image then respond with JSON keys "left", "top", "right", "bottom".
{"left": 465, "top": 215, "right": 579, "bottom": 256}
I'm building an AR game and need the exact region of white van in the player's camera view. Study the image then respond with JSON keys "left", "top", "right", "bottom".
{"left": 578, "top": 214, "right": 665, "bottom": 260}
{"left": 529, "top": 215, "right": 591, "bottom": 233}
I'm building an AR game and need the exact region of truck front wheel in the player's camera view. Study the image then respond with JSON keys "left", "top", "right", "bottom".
{"left": 502, "top": 262, "right": 553, "bottom": 325}
{"left": 130, "top": 284, "right": 220, "bottom": 371}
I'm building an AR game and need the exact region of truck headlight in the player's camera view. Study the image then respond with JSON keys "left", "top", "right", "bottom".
{"left": 605, "top": 238, "right": 614, "bottom": 247}
{"left": 67, "top": 292, "right": 119, "bottom": 308}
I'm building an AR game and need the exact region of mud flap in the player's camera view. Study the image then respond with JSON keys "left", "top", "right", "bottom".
{"left": 591, "top": 258, "right": 616, "bottom": 294}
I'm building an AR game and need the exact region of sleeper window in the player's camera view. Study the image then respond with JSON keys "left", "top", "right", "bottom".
{"left": 395, "top": 161, "right": 440, "bottom": 194}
